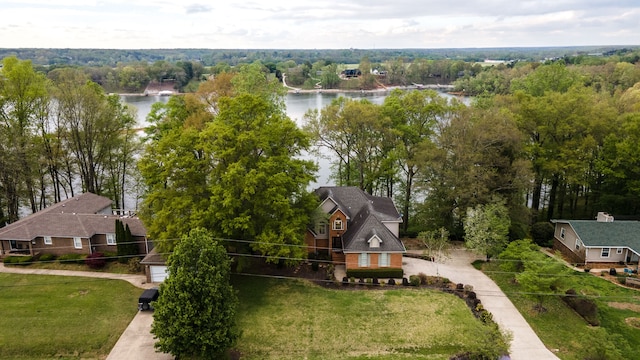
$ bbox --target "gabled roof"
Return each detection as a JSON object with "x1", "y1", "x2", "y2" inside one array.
[
  {"x1": 342, "y1": 206, "x2": 405, "y2": 253},
  {"x1": 552, "y1": 219, "x2": 640, "y2": 253},
  {"x1": 0, "y1": 193, "x2": 145, "y2": 241},
  {"x1": 315, "y1": 186, "x2": 402, "y2": 223},
  {"x1": 315, "y1": 186, "x2": 404, "y2": 253}
]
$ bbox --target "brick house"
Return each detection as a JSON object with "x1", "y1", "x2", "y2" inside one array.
[
  {"x1": 305, "y1": 186, "x2": 405, "y2": 271},
  {"x1": 0, "y1": 192, "x2": 149, "y2": 257}
]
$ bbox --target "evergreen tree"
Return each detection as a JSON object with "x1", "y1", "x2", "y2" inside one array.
[{"x1": 152, "y1": 228, "x2": 239, "y2": 359}]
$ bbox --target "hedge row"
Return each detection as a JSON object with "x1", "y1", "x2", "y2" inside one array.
[
  {"x1": 3, "y1": 256, "x2": 33, "y2": 265},
  {"x1": 346, "y1": 268, "x2": 404, "y2": 279}
]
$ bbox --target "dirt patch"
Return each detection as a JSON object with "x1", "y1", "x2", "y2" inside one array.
[
  {"x1": 625, "y1": 317, "x2": 640, "y2": 329},
  {"x1": 608, "y1": 302, "x2": 640, "y2": 312}
]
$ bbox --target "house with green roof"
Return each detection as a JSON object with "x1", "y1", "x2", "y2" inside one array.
[{"x1": 551, "y1": 212, "x2": 640, "y2": 266}]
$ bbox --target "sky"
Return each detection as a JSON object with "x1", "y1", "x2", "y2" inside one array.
[{"x1": 0, "y1": 0, "x2": 638, "y2": 49}]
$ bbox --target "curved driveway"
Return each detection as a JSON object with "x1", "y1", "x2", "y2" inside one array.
[{"x1": 403, "y1": 249, "x2": 559, "y2": 360}]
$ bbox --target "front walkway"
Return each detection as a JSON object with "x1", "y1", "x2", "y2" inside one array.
[{"x1": 402, "y1": 249, "x2": 559, "y2": 360}]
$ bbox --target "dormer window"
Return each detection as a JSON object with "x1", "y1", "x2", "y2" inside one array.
[
  {"x1": 333, "y1": 218, "x2": 343, "y2": 231},
  {"x1": 368, "y1": 235, "x2": 381, "y2": 248}
]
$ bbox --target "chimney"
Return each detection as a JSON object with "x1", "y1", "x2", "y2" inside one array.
[{"x1": 596, "y1": 212, "x2": 614, "y2": 222}]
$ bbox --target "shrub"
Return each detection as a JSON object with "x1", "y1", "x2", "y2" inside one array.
[
  {"x1": 3, "y1": 256, "x2": 33, "y2": 265},
  {"x1": 402, "y1": 277, "x2": 410, "y2": 286},
  {"x1": 409, "y1": 275, "x2": 421, "y2": 286},
  {"x1": 85, "y1": 252, "x2": 107, "y2": 269},
  {"x1": 58, "y1": 253, "x2": 85, "y2": 264},
  {"x1": 531, "y1": 221, "x2": 555, "y2": 247},
  {"x1": 387, "y1": 278, "x2": 396, "y2": 286},
  {"x1": 464, "y1": 284, "x2": 474, "y2": 293},
  {"x1": 311, "y1": 261, "x2": 319, "y2": 271},
  {"x1": 342, "y1": 277, "x2": 349, "y2": 286},
  {"x1": 127, "y1": 257, "x2": 142, "y2": 273},
  {"x1": 346, "y1": 268, "x2": 403, "y2": 279},
  {"x1": 38, "y1": 253, "x2": 56, "y2": 262},
  {"x1": 372, "y1": 278, "x2": 379, "y2": 285},
  {"x1": 418, "y1": 272, "x2": 428, "y2": 285},
  {"x1": 562, "y1": 289, "x2": 600, "y2": 326},
  {"x1": 617, "y1": 276, "x2": 626, "y2": 285}
]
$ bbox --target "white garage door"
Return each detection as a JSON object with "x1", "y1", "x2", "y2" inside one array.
[{"x1": 150, "y1": 265, "x2": 168, "y2": 283}]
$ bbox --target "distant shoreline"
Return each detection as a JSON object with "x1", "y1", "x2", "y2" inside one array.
[{"x1": 117, "y1": 84, "x2": 457, "y2": 97}]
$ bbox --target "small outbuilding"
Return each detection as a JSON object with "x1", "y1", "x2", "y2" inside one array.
[{"x1": 140, "y1": 247, "x2": 168, "y2": 283}]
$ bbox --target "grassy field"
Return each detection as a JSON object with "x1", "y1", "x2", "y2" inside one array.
[
  {"x1": 0, "y1": 273, "x2": 139, "y2": 359},
  {"x1": 481, "y1": 261, "x2": 640, "y2": 360},
  {"x1": 232, "y1": 275, "x2": 507, "y2": 360}
]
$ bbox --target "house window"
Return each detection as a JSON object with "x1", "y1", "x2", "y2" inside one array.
[
  {"x1": 379, "y1": 253, "x2": 390, "y2": 267},
  {"x1": 73, "y1": 237, "x2": 82, "y2": 249},
  {"x1": 317, "y1": 223, "x2": 326, "y2": 235},
  {"x1": 601, "y1": 248, "x2": 610, "y2": 258},
  {"x1": 44, "y1": 236, "x2": 52, "y2": 245},
  {"x1": 358, "y1": 253, "x2": 370, "y2": 267},
  {"x1": 617, "y1": 248, "x2": 623, "y2": 254},
  {"x1": 575, "y1": 239, "x2": 580, "y2": 251},
  {"x1": 106, "y1": 233, "x2": 116, "y2": 246},
  {"x1": 560, "y1": 228, "x2": 565, "y2": 239},
  {"x1": 369, "y1": 236, "x2": 380, "y2": 248},
  {"x1": 333, "y1": 218, "x2": 343, "y2": 231}
]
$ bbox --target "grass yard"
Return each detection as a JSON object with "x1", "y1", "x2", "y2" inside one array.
[
  {"x1": 0, "y1": 273, "x2": 139, "y2": 359},
  {"x1": 481, "y1": 261, "x2": 640, "y2": 360},
  {"x1": 233, "y1": 275, "x2": 507, "y2": 360}
]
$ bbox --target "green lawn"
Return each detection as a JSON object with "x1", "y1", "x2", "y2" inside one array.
[
  {"x1": 233, "y1": 275, "x2": 507, "y2": 360},
  {"x1": 481, "y1": 261, "x2": 640, "y2": 360},
  {"x1": 0, "y1": 273, "x2": 139, "y2": 359}
]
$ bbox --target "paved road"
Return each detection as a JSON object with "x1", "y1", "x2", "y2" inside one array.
[
  {"x1": 0, "y1": 263, "x2": 171, "y2": 359},
  {"x1": 403, "y1": 249, "x2": 560, "y2": 360}
]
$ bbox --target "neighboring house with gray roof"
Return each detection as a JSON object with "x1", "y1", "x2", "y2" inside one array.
[
  {"x1": 551, "y1": 212, "x2": 640, "y2": 266},
  {"x1": 305, "y1": 186, "x2": 405, "y2": 271},
  {"x1": 0, "y1": 192, "x2": 149, "y2": 257}
]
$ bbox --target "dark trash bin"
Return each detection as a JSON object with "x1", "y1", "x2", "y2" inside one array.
[{"x1": 138, "y1": 288, "x2": 159, "y2": 311}]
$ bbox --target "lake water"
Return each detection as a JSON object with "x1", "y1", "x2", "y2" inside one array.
[{"x1": 122, "y1": 90, "x2": 466, "y2": 187}]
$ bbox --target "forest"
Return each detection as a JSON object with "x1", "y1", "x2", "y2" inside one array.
[{"x1": 1, "y1": 48, "x2": 640, "y2": 256}]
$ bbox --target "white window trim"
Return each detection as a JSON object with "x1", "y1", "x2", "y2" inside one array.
[
  {"x1": 575, "y1": 239, "x2": 580, "y2": 251},
  {"x1": 379, "y1": 252, "x2": 390, "y2": 267},
  {"x1": 368, "y1": 235, "x2": 381, "y2": 248},
  {"x1": 106, "y1": 233, "x2": 116, "y2": 246},
  {"x1": 73, "y1": 237, "x2": 82, "y2": 249},
  {"x1": 601, "y1": 247, "x2": 610, "y2": 258},
  {"x1": 333, "y1": 218, "x2": 343, "y2": 231},
  {"x1": 44, "y1": 236, "x2": 52, "y2": 245},
  {"x1": 317, "y1": 223, "x2": 326, "y2": 235},
  {"x1": 560, "y1": 228, "x2": 565, "y2": 239},
  {"x1": 358, "y1": 252, "x2": 369, "y2": 267},
  {"x1": 616, "y1": 248, "x2": 623, "y2": 254}
]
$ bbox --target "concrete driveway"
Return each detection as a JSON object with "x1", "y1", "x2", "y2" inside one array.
[
  {"x1": 403, "y1": 249, "x2": 559, "y2": 360},
  {"x1": 107, "y1": 310, "x2": 173, "y2": 360}
]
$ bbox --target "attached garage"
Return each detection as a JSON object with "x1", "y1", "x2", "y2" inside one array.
[
  {"x1": 140, "y1": 248, "x2": 168, "y2": 283},
  {"x1": 149, "y1": 265, "x2": 168, "y2": 283}
]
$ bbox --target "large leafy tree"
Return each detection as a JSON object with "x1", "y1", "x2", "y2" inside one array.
[
  {"x1": 139, "y1": 64, "x2": 318, "y2": 263},
  {"x1": 463, "y1": 199, "x2": 510, "y2": 260},
  {"x1": 304, "y1": 97, "x2": 394, "y2": 195},
  {"x1": 0, "y1": 56, "x2": 50, "y2": 220},
  {"x1": 152, "y1": 228, "x2": 239, "y2": 359},
  {"x1": 52, "y1": 68, "x2": 138, "y2": 205},
  {"x1": 382, "y1": 89, "x2": 456, "y2": 231},
  {"x1": 201, "y1": 93, "x2": 317, "y2": 264}
]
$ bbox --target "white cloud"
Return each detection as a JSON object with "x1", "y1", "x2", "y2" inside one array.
[{"x1": 0, "y1": 0, "x2": 638, "y2": 49}]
